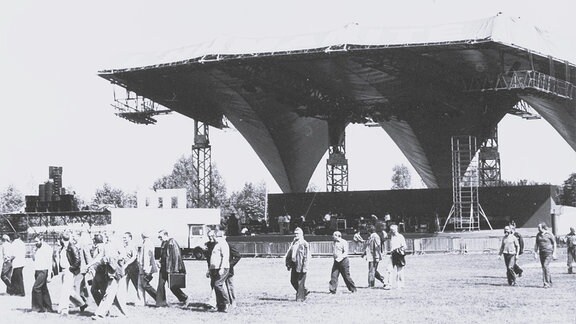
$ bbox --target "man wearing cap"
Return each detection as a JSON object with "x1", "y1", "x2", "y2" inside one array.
[
  {"x1": 138, "y1": 232, "x2": 157, "y2": 305},
  {"x1": 329, "y1": 231, "x2": 356, "y2": 294},
  {"x1": 285, "y1": 227, "x2": 311, "y2": 301},
  {"x1": 564, "y1": 227, "x2": 576, "y2": 274}
]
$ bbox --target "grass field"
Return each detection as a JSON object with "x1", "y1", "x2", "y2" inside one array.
[{"x1": 1, "y1": 253, "x2": 574, "y2": 324}]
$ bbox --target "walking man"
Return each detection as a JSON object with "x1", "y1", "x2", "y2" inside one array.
[
  {"x1": 511, "y1": 225, "x2": 524, "y2": 277},
  {"x1": 138, "y1": 232, "x2": 157, "y2": 305},
  {"x1": 209, "y1": 230, "x2": 230, "y2": 312},
  {"x1": 122, "y1": 232, "x2": 140, "y2": 303},
  {"x1": 1, "y1": 234, "x2": 13, "y2": 294},
  {"x1": 389, "y1": 224, "x2": 407, "y2": 288},
  {"x1": 564, "y1": 227, "x2": 576, "y2": 274},
  {"x1": 226, "y1": 235, "x2": 242, "y2": 308},
  {"x1": 86, "y1": 233, "x2": 106, "y2": 305},
  {"x1": 57, "y1": 232, "x2": 88, "y2": 315},
  {"x1": 90, "y1": 234, "x2": 129, "y2": 320},
  {"x1": 366, "y1": 225, "x2": 385, "y2": 287},
  {"x1": 31, "y1": 235, "x2": 54, "y2": 313},
  {"x1": 156, "y1": 230, "x2": 187, "y2": 307},
  {"x1": 534, "y1": 223, "x2": 557, "y2": 288},
  {"x1": 285, "y1": 227, "x2": 311, "y2": 302},
  {"x1": 329, "y1": 231, "x2": 356, "y2": 294},
  {"x1": 10, "y1": 233, "x2": 26, "y2": 296}
]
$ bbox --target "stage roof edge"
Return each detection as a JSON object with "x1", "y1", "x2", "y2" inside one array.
[{"x1": 99, "y1": 15, "x2": 574, "y2": 75}]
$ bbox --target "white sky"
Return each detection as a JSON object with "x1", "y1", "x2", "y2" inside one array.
[{"x1": 1, "y1": 0, "x2": 575, "y2": 202}]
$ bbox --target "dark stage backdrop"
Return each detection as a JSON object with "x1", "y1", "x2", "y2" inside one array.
[{"x1": 267, "y1": 185, "x2": 558, "y2": 232}]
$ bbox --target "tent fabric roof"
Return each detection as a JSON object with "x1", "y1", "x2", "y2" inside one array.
[
  {"x1": 104, "y1": 15, "x2": 568, "y2": 72},
  {"x1": 99, "y1": 15, "x2": 576, "y2": 193}
]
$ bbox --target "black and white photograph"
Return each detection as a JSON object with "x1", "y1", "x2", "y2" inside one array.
[{"x1": 1, "y1": 0, "x2": 575, "y2": 323}]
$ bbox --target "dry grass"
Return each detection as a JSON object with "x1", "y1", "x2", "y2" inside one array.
[{"x1": 1, "y1": 253, "x2": 574, "y2": 324}]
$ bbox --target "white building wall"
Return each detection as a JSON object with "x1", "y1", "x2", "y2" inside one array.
[{"x1": 137, "y1": 188, "x2": 187, "y2": 209}]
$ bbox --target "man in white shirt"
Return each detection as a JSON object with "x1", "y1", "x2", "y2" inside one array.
[
  {"x1": 209, "y1": 230, "x2": 230, "y2": 312},
  {"x1": 329, "y1": 231, "x2": 357, "y2": 294},
  {"x1": 1, "y1": 234, "x2": 13, "y2": 294},
  {"x1": 389, "y1": 224, "x2": 407, "y2": 288},
  {"x1": 10, "y1": 233, "x2": 26, "y2": 296},
  {"x1": 31, "y1": 235, "x2": 54, "y2": 312}
]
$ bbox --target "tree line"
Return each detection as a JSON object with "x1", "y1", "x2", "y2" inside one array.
[{"x1": 3, "y1": 160, "x2": 576, "y2": 220}]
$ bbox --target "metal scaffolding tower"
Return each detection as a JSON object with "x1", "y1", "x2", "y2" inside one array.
[
  {"x1": 479, "y1": 127, "x2": 501, "y2": 187},
  {"x1": 442, "y1": 136, "x2": 492, "y2": 232},
  {"x1": 192, "y1": 120, "x2": 213, "y2": 208},
  {"x1": 326, "y1": 120, "x2": 348, "y2": 192}
]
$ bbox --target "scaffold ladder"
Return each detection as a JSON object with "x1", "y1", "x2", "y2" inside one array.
[{"x1": 442, "y1": 136, "x2": 492, "y2": 232}]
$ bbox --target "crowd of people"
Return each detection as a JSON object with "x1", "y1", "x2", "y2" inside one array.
[
  {"x1": 1, "y1": 220, "x2": 574, "y2": 318},
  {"x1": 0, "y1": 228, "x2": 241, "y2": 320},
  {"x1": 497, "y1": 221, "x2": 576, "y2": 288},
  {"x1": 284, "y1": 222, "x2": 407, "y2": 302}
]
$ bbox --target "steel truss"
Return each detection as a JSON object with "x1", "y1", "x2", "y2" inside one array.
[
  {"x1": 465, "y1": 70, "x2": 576, "y2": 100},
  {"x1": 192, "y1": 120, "x2": 213, "y2": 208},
  {"x1": 326, "y1": 131, "x2": 348, "y2": 192},
  {"x1": 111, "y1": 85, "x2": 171, "y2": 125},
  {"x1": 442, "y1": 136, "x2": 492, "y2": 232},
  {"x1": 479, "y1": 127, "x2": 501, "y2": 187}
]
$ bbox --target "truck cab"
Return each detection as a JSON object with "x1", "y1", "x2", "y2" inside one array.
[{"x1": 185, "y1": 223, "x2": 219, "y2": 259}]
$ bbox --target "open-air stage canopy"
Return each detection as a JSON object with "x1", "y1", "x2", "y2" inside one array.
[{"x1": 99, "y1": 15, "x2": 576, "y2": 193}]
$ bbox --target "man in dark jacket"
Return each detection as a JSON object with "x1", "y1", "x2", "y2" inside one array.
[
  {"x1": 564, "y1": 227, "x2": 576, "y2": 273},
  {"x1": 156, "y1": 230, "x2": 187, "y2": 307},
  {"x1": 285, "y1": 227, "x2": 311, "y2": 302},
  {"x1": 57, "y1": 231, "x2": 87, "y2": 315},
  {"x1": 511, "y1": 225, "x2": 524, "y2": 277},
  {"x1": 225, "y1": 233, "x2": 242, "y2": 308}
]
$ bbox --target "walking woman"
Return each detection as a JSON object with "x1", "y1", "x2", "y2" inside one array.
[{"x1": 498, "y1": 226, "x2": 519, "y2": 286}]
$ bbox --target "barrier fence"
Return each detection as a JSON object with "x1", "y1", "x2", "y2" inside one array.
[
  {"x1": 228, "y1": 236, "x2": 545, "y2": 257},
  {"x1": 22, "y1": 236, "x2": 565, "y2": 259}
]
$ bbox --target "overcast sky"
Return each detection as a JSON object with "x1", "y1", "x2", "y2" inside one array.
[{"x1": 1, "y1": 0, "x2": 575, "y2": 202}]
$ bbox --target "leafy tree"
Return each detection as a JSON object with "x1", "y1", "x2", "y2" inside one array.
[
  {"x1": 92, "y1": 183, "x2": 135, "y2": 208},
  {"x1": 391, "y1": 164, "x2": 411, "y2": 189},
  {"x1": 152, "y1": 154, "x2": 227, "y2": 208},
  {"x1": 560, "y1": 173, "x2": 576, "y2": 206},
  {"x1": 0, "y1": 185, "x2": 24, "y2": 213},
  {"x1": 500, "y1": 179, "x2": 549, "y2": 186},
  {"x1": 211, "y1": 166, "x2": 228, "y2": 208},
  {"x1": 229, "y1": 181, "x2": 266, "y2": 224}
]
